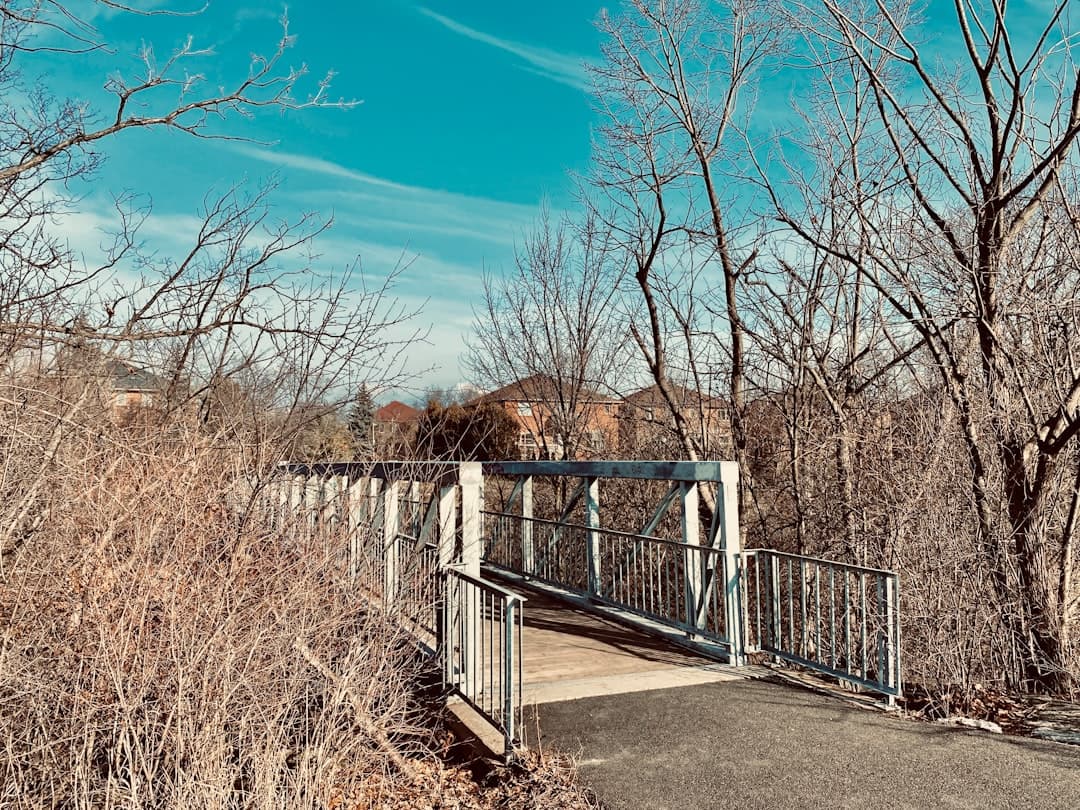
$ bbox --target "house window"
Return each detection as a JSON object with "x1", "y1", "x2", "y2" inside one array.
[
  {"x1": 519, "y1": 432, "x2": 536, "y2": 446},
  {"x1": 517, "y1": 402, "x2": 532, "y2": 416},
  {"x1": 115, "y1": 392, "x2": 127, "y2": 407}
]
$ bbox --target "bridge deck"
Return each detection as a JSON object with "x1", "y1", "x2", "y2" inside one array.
[{"x1": 493, "y1": 574, "x2": 745, "y2": 706}]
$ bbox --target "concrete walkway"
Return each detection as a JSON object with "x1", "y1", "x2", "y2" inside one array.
[{"x1": 529, "y1": 678, "x2": 1080, "y2": 810}]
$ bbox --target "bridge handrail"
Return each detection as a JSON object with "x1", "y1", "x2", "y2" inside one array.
[
  {"x1": 741, "y1": 548, "x2": 901, "y2": 701},
  {"x1": 481, "y1": 459, "x2": 738, "y2": 482},
  {"x1": 741, "y1": 548, "x2": 897, "y2": 578},
  {"x1": 444, "y1": 562, "x2": 529, "y2": 603},
  {"x1": 482, "y1": 509, "x2": 725, "y2": 554}
]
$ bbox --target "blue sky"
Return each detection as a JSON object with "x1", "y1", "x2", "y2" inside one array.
[
  {"x1": 29, "y1": 1, "x2": 606, "y2": 397},
  {"x1": 25, "y1": 1, "x2": 1069, "y2": 400}
]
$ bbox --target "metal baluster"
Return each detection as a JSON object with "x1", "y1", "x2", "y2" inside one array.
[
  {"x1": 829, "y1": 566, "x2": 836, "y2": 669},
  {"x1": 844, "y1": 571, "x2": 851, "y2": 676},
  {"x1": 800, "y1": 558, "x2": 808, "y2": 658},
  {"x1": 860, "y1": 572, "x2": 868, "y2": 681},
  {"x1": 814, "y1": 563, "x2": 821, "y2": 665},
  {"x1": 753, "y1": 555, "x2": 762, "y2": 649},
  {"x1": 790, "y1": 557, "x2": 799, "y2": 652}
]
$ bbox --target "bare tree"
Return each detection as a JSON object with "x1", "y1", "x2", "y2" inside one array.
[
  {"x1": 743, "y1": 30, "x2": 923, "y2": 562},
  {"x1": 586, "y1": 0, "x2": 784, "y2": 523},
  {"x1": 0, "y1": 2, "x2": 418, "y2": 556},
  {"x1": 466, "y1": 209, "x2": 629, "y2": 459},
  {"x1": 778, "y1": 0, "x2": 1080, "y2": 691}
]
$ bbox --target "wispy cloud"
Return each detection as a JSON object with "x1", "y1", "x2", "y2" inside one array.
[
  {"x1": 225, "y1": 144, "x2": 546, "y2": 385},
  {"x1": 416, "y1": 6, "x2": 591, "y2": 92},
  {"x1": 232, "y1": 145, "x2": 414, "y2": 192},
  {"x1": 312, "y1": 235, "x2": 483, "y2": 391},
  {"x1": 231, "y1": 144, "x2": 540, "y2": 249}
]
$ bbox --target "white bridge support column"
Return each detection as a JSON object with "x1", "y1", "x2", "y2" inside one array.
[
  {"x1": 584, "y1": 477, "x2": 600, "y2": 598},
  {"x1": 879, "y1": 575, "x2": 899, "y2": 707},
  {"x1": 288, "y1": 474, "x2": 303, "y2": 541},
  {"x1": 459, "y1": 462, "x2": 482, "y2": 578},
  {"x1": 272, "y1": 475, "x2": 285, "y2": 533},
  {"x1": 320, "y1": 475, "x2": 342, "y2": 565},
  {"x1": 719, "y1": 461, "x2": 745, "y2": 666},
  {"x1": 437, "y1": 480, "x2": 457, "y2": 569},
  {"x1": 346, "y1": 475, "x2": 365, "y2": 581},
  {"x1": 521, "y1": 475, "x2": 534, "y2": 576},
  {"x1": 461, "y1": 462, "x2": 482, "y2": 698},
  {"x1": 409, "y1": 479, "x2": 421, "y2": 526},
  {"x1": 442, "y1": 462, "x2": 483, "y2": 696},
  {"x1": 382, "y1": 480, "x2": 401, "y2": 612},
  {"x1": 437, "y1": 476, "x2": 457, "y2": 688},
  {"x1": 682, "y1": 481, "x2": 702, "y2": 635},
  {"x1": 304, "y1": 475, "x2": 321, "y2": 538}
]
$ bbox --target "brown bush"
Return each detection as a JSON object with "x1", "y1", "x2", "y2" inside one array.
[
  {"x1": 0, "y1": 374, "x2": 602, "y2": 808},
  {"x1": 0, "y1": 417, "x2": 426, "y2": 806}
]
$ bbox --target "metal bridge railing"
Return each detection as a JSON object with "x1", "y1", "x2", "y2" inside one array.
[
  {"x1": 266, "y1": 460, "x2": 903, "y2": 728},
  {"x1": 442, "y1": 567, "x2": 525, "y2": 753},
  {"x1": 484, "y1": 510, "x2": 738, "y2": 652},
  {"x1": 484, "y1": 510, "x2": 587, "y2": 592},
  {"x1": 742, "y1": 549, "x2": 901, "y2": 701},
  {"x1": 269, "y1": 462, "x2": 527, "y2": 756}
]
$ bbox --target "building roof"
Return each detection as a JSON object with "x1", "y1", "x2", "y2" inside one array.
[
  {"x1": 470, "y1": 373, "x2": 616, "y2": 406},
  {"x1": 105, "y1": 360, "x2": 165, "y2": 393},
  {"x1": 375, "y1": 400, "x2": 420, "y2": 424}
]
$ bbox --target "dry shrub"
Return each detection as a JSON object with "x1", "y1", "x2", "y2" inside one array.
[
  {"x1": 0, "y1": 380, "x2": 600, "y2": 808},
  {"x1": 0, "y1": 417, "x2": 434, "y2": 807}
]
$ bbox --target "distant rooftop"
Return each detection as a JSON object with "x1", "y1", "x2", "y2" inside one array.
[
  {"x1": 623, "y1": 382, "x2": 725, "y2": 410},
  {"x1": 471, "y1": 373, "x2": 616, "y2": 406},
  {"x1": 105, "y1": 360, "x2": 165, "y2": 393},
  {"x1": 375, "y1": 400, "x2": 420, "y2": 424}
]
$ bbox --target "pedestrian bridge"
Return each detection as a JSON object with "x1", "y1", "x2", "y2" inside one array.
[{"x1": 267, "y1": 459, "x2": 901, "y2": 758}]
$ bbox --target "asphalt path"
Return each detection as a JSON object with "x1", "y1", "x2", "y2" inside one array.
[{"x1": 529, "y1": 678, "x2": 1080, "y2": 810}]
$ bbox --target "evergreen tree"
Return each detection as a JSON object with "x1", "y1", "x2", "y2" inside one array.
[{"x1": 347, "y1": 383, "x2": 376, "y2": 457}]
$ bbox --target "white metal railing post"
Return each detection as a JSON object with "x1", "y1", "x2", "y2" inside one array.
[
  {"x1": 276, "y1": 474, "x2": 288, "y2": 532},
  {"x1": 368, "y1": 476, "x2": 380, "y2": 532},
  {"x1": 304, "y1": 474, "x2": 319, "y2": 537},
  {"x1": 409, "y1": 480, "x2": 421, "y2": 538},
  {"x1": 880, "y1": 574, "x2": 900, "y2": 706},
  {"x1": 347, "y1": 475, "x2": 365, "y2": 580},
  {"x1": 459, "y1": 462, "x2": 482, "y2": 578},
  {"x1": 382, "y1": 480, "x2": 401, "y2": 611},
  {"x1": 288, "y1": 474, "x2": 302, "y2": 540},
  {"x1": 320, "y1": 475, "x2": 340, "y2": 564},
  {"x1": 719, "y1": 462, "x2": 746, "y2": 666},
  {"x1": 681, "y1": 481, "x2": 702, "y2": 634},
  {"x1": 584, "y1": 477, "x2": 600, "y2": 597},
  {"x1": 436, "y1": 469, "x2": 462, "y2": 689},
  {"x1": 893, "y1": 575, "x2": 902, "y2": 699},
  {"x1": 769, "y1": 553, "x2": 782, "y2": 664},
  {"x1": 442, "y1": 570, "x2": 458, "y2": 689},
  {"x1": 458, "y1": 462, "x2": 482, "y2": 699},
  {"x1": 503, "y1": 595, "x2": 518, "y2": 753},
  {"x1": 437, "y1": 482, "x2": 458, "y2": 569},
  {"x1": 521, "y1": 475, "x2": 534, "y2": 575}
]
